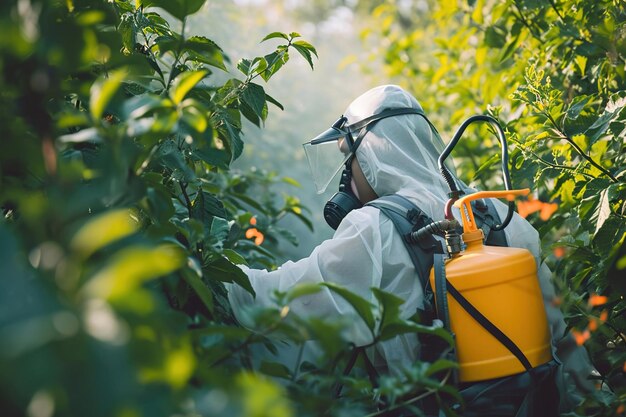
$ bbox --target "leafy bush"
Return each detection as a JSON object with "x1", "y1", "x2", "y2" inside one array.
[
  {"x1": 1, "y1": 1, "x2": 461, "y2": 416},
  {"x1": 0, "y1": 0, "x2": 327, "y2": 415},
  {"x1": 360, "y1": 0, "x2": 625, "y2": 414}
]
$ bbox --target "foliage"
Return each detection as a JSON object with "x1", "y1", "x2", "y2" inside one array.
[
  {"x1": 0, "y1": 1, "x2": 461, "y2": 416},
  {"x1": 360, "y1": 0, "x2": 625, "y2": 415}
]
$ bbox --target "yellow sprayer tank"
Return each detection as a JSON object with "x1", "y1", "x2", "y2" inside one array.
[{"x1": 429, "y1": 189, "x2": 552, "y2": 383}]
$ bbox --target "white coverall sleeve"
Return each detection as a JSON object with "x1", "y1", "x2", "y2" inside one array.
[{"x1": 227, "y1": 208, "x2": 384, "y2": 347}]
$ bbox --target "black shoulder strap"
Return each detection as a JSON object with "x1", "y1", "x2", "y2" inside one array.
[
  {"x1": 433, "y1": 255, "x2": 533, "y2": 377},
  {"x1": 366, "y1": 195, "x2": 442, "y2": 290}
]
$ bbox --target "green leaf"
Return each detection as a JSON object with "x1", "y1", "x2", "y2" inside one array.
[
  {"x1": 499, "y1": 34, "x2": 520, "y2": 63},
  {"x1": 181, "y1": 258, "x2": 214, "y2": 313},
  {"x1": 589, "y1": 187, "x2": 612, "y2": 234},
  {"x1": 241, "y1": 83, "x2": 267, "y2": 121},
  {"x1": 259, "y1": 361, "x2": 292, "y2": 379},
  {"x1": 372, "y1": 288, "x2": 404, "y2": 336},
  {"x1": 157, "y1": 140, "x2": 196, "y2": 182},
  {"x1": 58, "y1": 127, "x2": 102, "y2": 144},
  {"x1": 181, "y1": 106, "x2": 207, "y2": 132},
  {"x1": 193, "y1": 148, "x2": 230, "y2": 169},
  {"x1": 118, "y1": 13, "x2": 137, "y2": 54},
  {"x1": 143, "y1": 0, "x2": 206, "y2": 21},
  {"x1": 291, "y1": 210, "x2": 314, "y2": 232},
  {"x1": 566, "y1": 95, "x2": 593, "y2": 120},
  {"x1": 291, "y1": 44, "x2": 314, "y2": 70},
  {"x1": 223, "y1": 249, "x2": 247, "y2": 265},
  {"x1": 219, "y1": 116, "x2": 244, "y2": 161},
  {"x1": 282, "y1": 177, "x2": 301, "y2": 187},
  {"x1": 184, "y1": 36, "x2": 227, "y2": 71},
  {"x1": 192, "y1": 190, "x2": 228, "y2": 219},
  {"x1": 205, "y1": 257, "x2": 255, "y2": 296},
  {"x1": 265, "y1": 92, "x2": 284, "y2": 111},
  {"x1": 379, "y1": 321, "x2": 455, "y2": 346},
  {"x1": 322, "y1": 283, "x2": 375, "y2": 332},
  {"x1": 484, "y1": 25, "x2": 506, "y2": 48},
  {"x1": 209, "y1": 216, "x2": 231, "y2": 243},
  {"x1": 292, "y1": 40, "x2": 318, "y2": 70},
  {"x1": 260, "y1": 51, "x2": 289, "y2": 82},
  {"x1": 71, "y1": 209, "x2": 139, "y2": 258},
  {"x1": 285, "y1": 283, "x2": 323, "y2": 303},
  {"x1": 90, "y1": 68, "x2": 127, "y2": 121},
  {"x1": 170, "y1": 70, "x2": 208, "y2": 105},
  {"x1": 425, "y1": 359, "x2": 459, "y2": 377},
  {"x1": 85, "y1": 244, "x2": 186, "y2": 299},
  {"x1": 261, "y1": 32, "x2": 289, "y2": 42},
  {"x1": 593, "y1": 215, "x2": 626, "y2": 255}
]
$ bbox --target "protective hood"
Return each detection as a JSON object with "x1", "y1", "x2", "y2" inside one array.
[{"x1": 343, "y1": 84, "x2": 462, "y2": 221}]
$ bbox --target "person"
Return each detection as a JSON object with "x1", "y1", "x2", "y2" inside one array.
[{"x1": 227, "y1": 85, "x2": 595, "y2": 413}]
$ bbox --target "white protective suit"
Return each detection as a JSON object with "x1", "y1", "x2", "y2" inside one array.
[{"x1": 228, "y1": 85, "x2": 594, "y2": 406}]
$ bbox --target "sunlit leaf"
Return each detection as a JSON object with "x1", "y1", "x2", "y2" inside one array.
[
  {"x1": 236, "y1": 372, "x2": 293, "y2": 417},
  {"x1": 285, "y1": 283, "x2": 323, "y2": 303},
  {"x1": 90, "y1": 68, "x2": 127, "y2": 121},
  {"x1": 261, "y1": 32, "x2": 289, "y2": 42},
  {"x1": 85, "y1": 244, "x2": 186, "y2": 299},
  {"x1": 185, "y1": 36, "x2": 227, "y2": 71},
  {"x1": 171, "y1": 70, "x2": 208, "y2": 105},
  {"x1": 71, "y1": 209, "x2": 139, "y2": 257}
]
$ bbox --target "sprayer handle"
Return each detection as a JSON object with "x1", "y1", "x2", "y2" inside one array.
[{"x1": 453, "y1": 189, "x2": 530, "y2": 233}]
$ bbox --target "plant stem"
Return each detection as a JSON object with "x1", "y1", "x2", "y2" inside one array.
[
  {"x1": 180, "y1": 182, "x2": 193, "y2": 217},
  {"x1": 547, "y1": 0, "x2": 565, "y2": 22},
  {"x1": 522, "y1": 147, "x2": 596, "y2": 180},
  {"x1": 362, "y1": 370, "x2": 453, "y2": 417},
  {"x1": 511, "y1": 1, "x2": 542, "y2": 40},
  {"x1": 544, "y1": 113, "x2": 619, "y2": 183},
  {"x1": 166, "y1": 17, "x2": 187, "y2": 91}
]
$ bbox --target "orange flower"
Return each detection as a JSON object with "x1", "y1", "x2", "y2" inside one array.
[
  {"x1": 571, "y1": 329, "x2": 590, "y2": 346},
  {"x1": 539, "y1": 202, "x2": 558, "y2": 221},
  {"x1": 516, "y1": 195, "x2": 558, "y2": 220},
  {"x1": 516, "y1": 196, "x2": 543, "y2": 219},
  {"x1": 617, "y1": 404, "x2": 625, "y2": 415},
  {"x1": 600, "y1": 310, "x2": 608, "y2": 322},
  {"x1": 553, "y1": 247, "x2": 566, "y2": 258},
  {"x1": 588, "y1": 318, "x2": 598, "y2": 332},
  {"x1": 588, "y1": 294, "x2": 608, "y2": 307},
  {"x1": 249, "y1": 216, "x2": 257, "y2": 226},
  {"x1": 245, "y1": 228, "x2": 264, "y2": 246}
]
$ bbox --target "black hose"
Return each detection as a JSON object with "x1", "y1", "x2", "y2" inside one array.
[{"x1": 437, "y1": 115, "x2": 514, "y2": 231}]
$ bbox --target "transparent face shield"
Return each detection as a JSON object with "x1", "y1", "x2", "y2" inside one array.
[{"x1": 303, "y1": 117, "x2": 354, "y2": 194}]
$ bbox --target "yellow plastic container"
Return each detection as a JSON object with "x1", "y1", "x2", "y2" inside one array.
[{"x1": 429, "y1": 189, "x2": 552, "y2": 382}]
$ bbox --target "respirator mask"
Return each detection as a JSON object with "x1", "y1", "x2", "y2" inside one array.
[{"x1": 303, "y1": 108, "x2": 424, "y2": 229}]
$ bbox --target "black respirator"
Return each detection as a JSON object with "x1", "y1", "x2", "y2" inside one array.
[
  {"x1": 323, "y1": 154, "x2": 363, "y2": 230},
  {"x1": 317, "y1": 108, "x2": 426, "y2": 230}
]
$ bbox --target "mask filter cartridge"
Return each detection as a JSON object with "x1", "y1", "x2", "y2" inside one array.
[{"x1": 323, "y1": 165, "x2": 363, "y2": 230}]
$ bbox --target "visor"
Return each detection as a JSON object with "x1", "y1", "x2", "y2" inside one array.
[
  {"x1": 303, "y1": 117, "x2": 354, "y2": 194},
  {"x1": 303, "y1": 108, "x2": 426, "y2": 194}
]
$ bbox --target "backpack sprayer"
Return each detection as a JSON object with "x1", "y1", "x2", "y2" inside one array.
[{"x1": 417, "y1": 115, "x2": 552, "y2": 383}]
